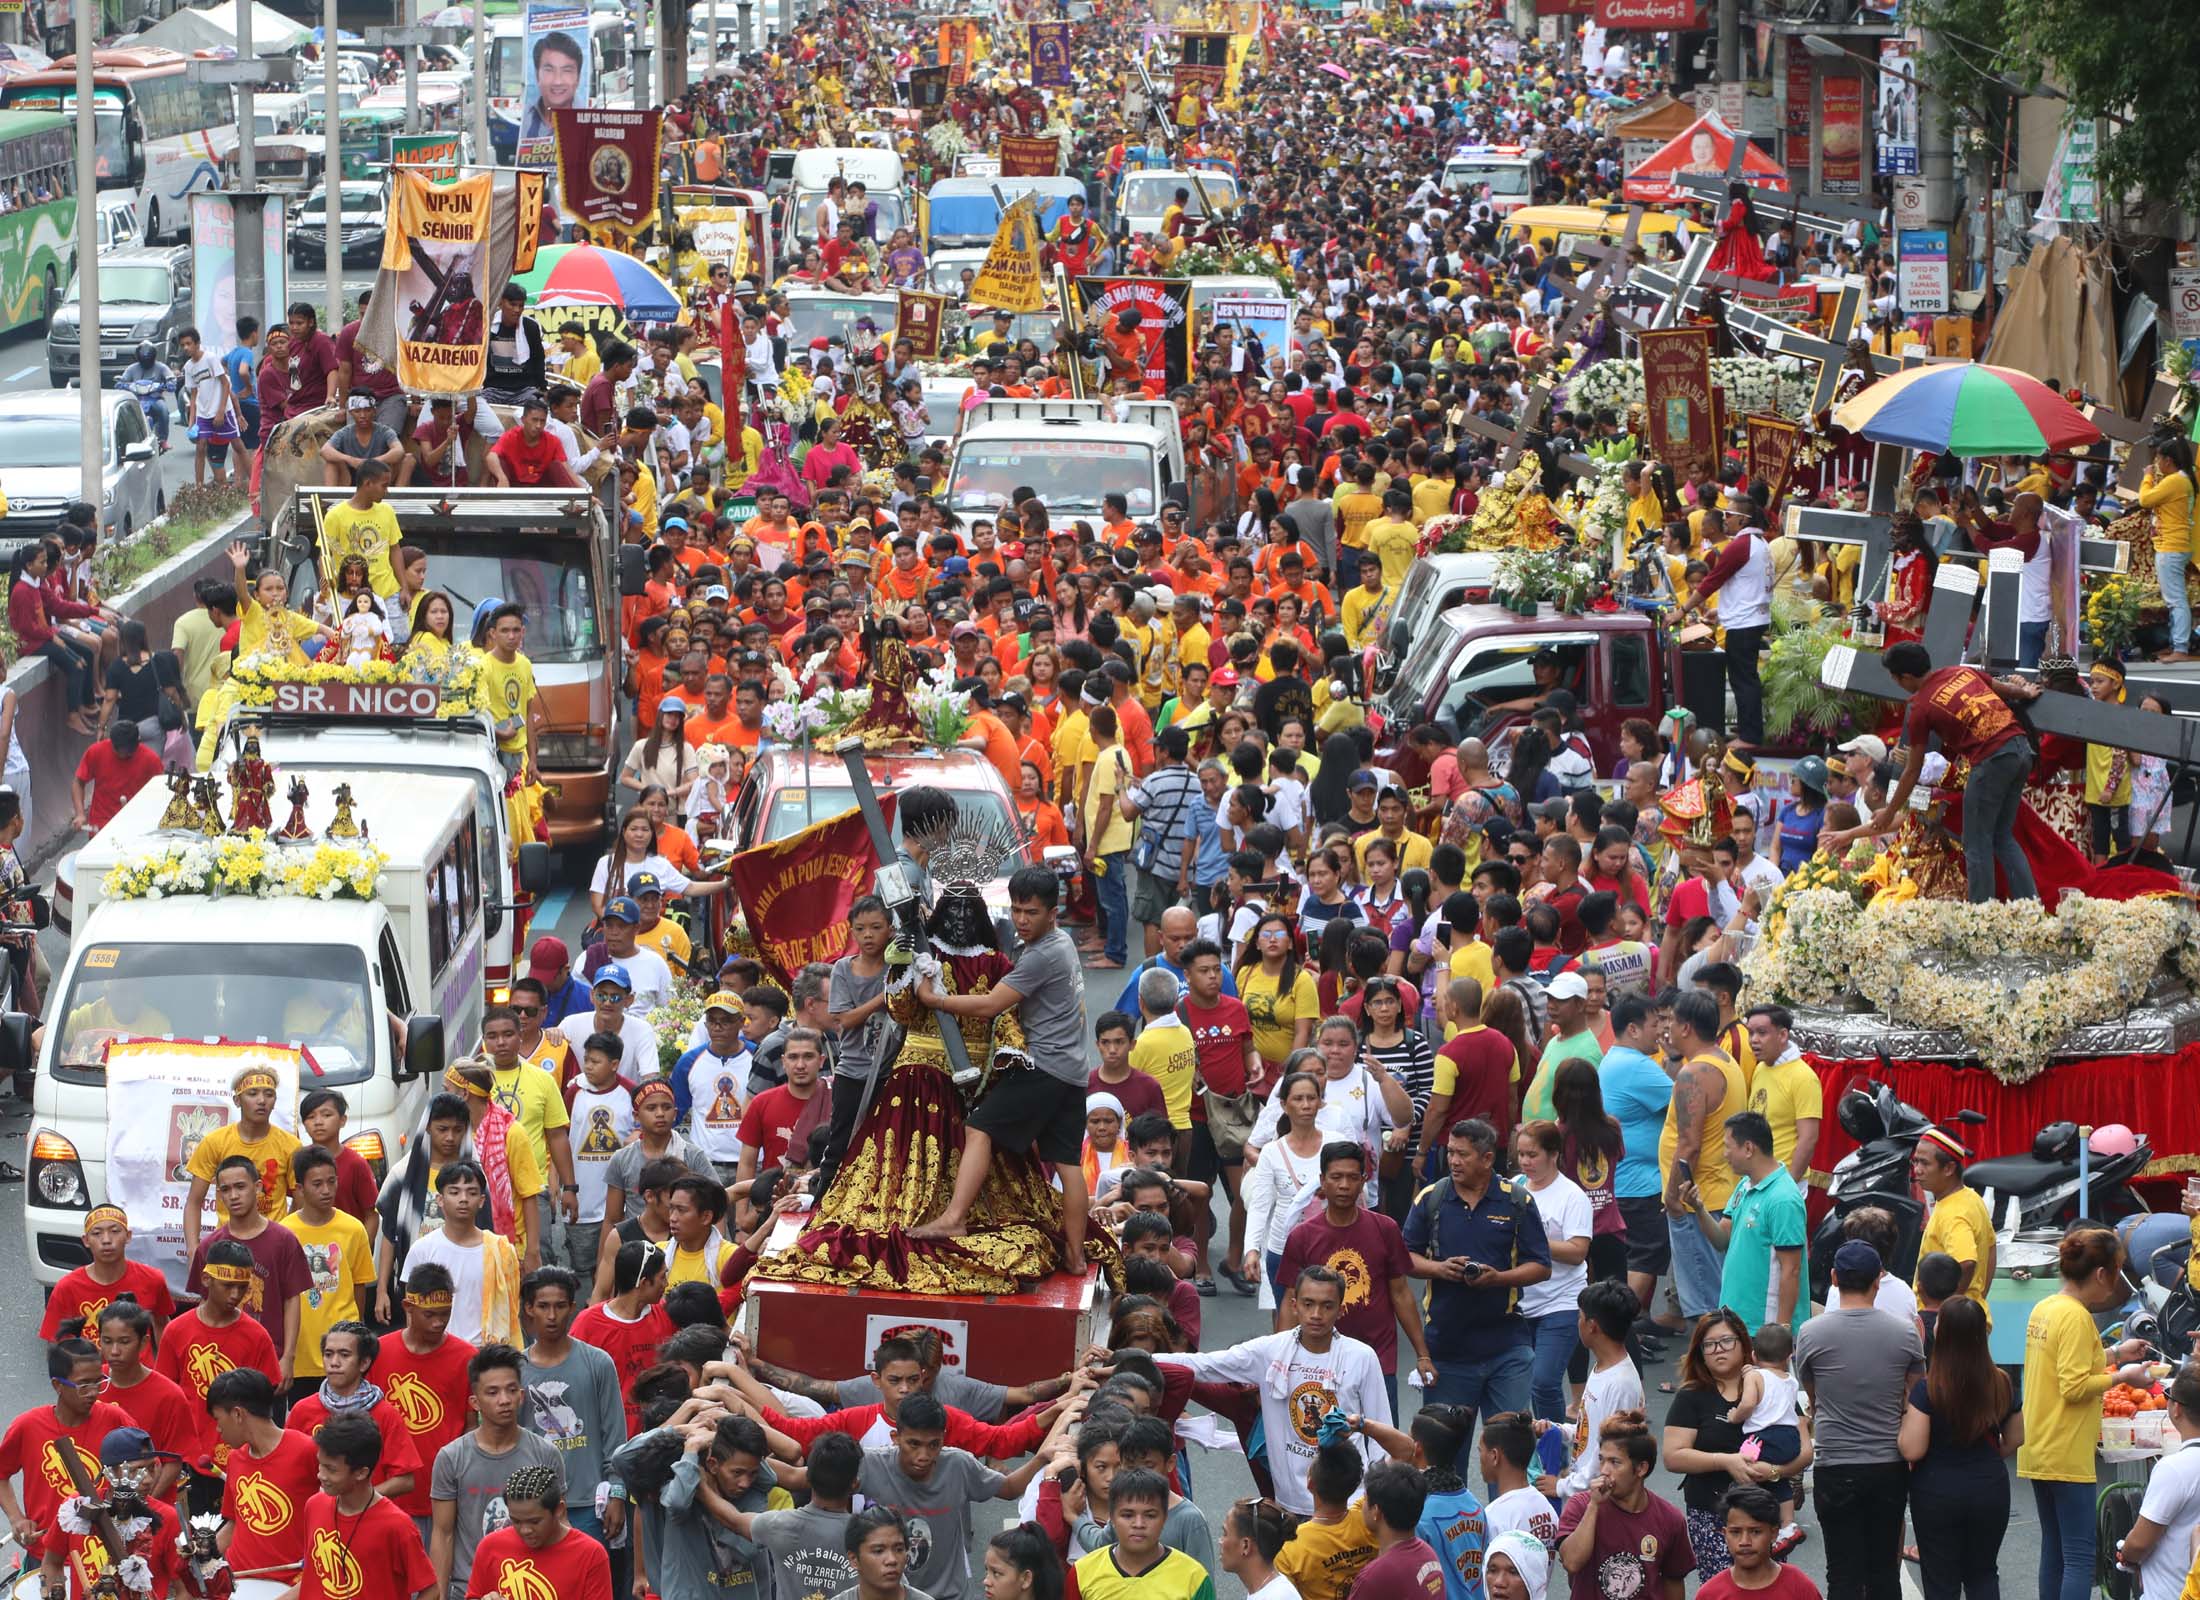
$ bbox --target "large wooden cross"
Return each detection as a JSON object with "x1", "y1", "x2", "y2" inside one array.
[
  {"x1": 2080, "y1": 376, "x2": 2180, "y2": 491},
  {"x1": 1669, "y1": 169, "x2": 1884, "y2": 242},
  {"x1": 1823, "y1": 562, "x2": 2200, "y2": 766},
  {"x1": 1722, "y1": 284, "x2": 1899, "y2": 413}
]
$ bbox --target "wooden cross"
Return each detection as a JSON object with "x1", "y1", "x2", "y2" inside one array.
[
  {"x1": 1824, "y1": 563, "x2": 2200, "y2": 766},
  {"x1": 1671, "y1": 169, "x2": 1884, "y2": 240},
  {"x1": 1452, "y1": 396, "x2": 1599, "y2": 479},
  {"x1": 1622, "y1": 238, "x2": 1792, "y2": 337},
  {"x1": 2080, "y1": 376, "x2": 2180, "y2": 491},
  {"x1": 1722, "y1": 283, "x2": 1899, "y2": 413}
]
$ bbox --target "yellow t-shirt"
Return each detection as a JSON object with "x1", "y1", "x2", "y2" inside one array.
[
  {"x1": 1917, "y1": 1185, "x2": 1995, "y2": 1325},
  {"x1": 1339, "y1": 583, "x2": 1390, "y2": 652},
  {"x1": 1745, "y1": 1054, "x2": 1824, "y2": 1175},
  {"x1": 237, "y1": 593, "x2": 322, "y2": 664},
  {"x1": 186, "y1": 1123, "x2": 301, "y2": 1220},
  {"x1": 631, "y1": 462, "x2": 659, "y2": 542},
  {"x1": 668, "y1": 1237, "x2": 734, "y2": 1289},
  {"x1": 1238, "y1": 965, "x2": 1320, "y2": 1070},
  {"x1": 1128, "y1": 1019, "x2": 1197, "y2": 1130},
  {"x1": 279, "y1": 1209, "x2": 374, "y2": 1376},
  {"x1": 1412, "y1": 477, "x2": 1453, "y2": 527},
  {"x1": 1335, "y1": 490, "x2": 1383, "y2": 549},
  {"x1": 1074, "y1": 1545, "x2": 1213, "y2": 1600},
  {"x1": 1355, "y1": 828, "x2": 1432, "y2": 877},
  {"x1": 1447, "y1": 939, "x2": 1495, "y2": 992},
  {"x1": 1050, "y1": 708, "x2": 1090, "y2": 805},
  {"x1": 478, "y1": 651, "x2": 539, "y2": 755},
  {"x1": 1175, "y1": 623, "x2": 1212, "y2": 676},
  {"x1": 428, "y1": 1131, "x2": 546, "y2": 1251},
  {"x1": 1658, "y1": 1049, "x2": 1748, "y2": 1208},
  {"x1": 2019, "y1": 1290, "x2": 2113, "y2": 1482},
  {"x1": 490, "y1": 1061, "x2": 570, "y2": 1186},
  {"x1": 1273, "y1": 1505, "x2": 1377, "y2": 1600},
  {"x1": 319, "y1": 501, "x2": 402, "y2": 597},
  {"x1": 636, "y1": 916, "x2": 694, "y2": 968},
  {"x1": 560, "y1": 345, "x2": 601, "y2": 388},
  {"x1": 1084, "y1": 744, "x2": 1137, "y2": 858},
  {"x1": 1364, "y1": 516, "x2": 1420, "y2": 590}
]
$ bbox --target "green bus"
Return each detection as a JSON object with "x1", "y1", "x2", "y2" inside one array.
[
  {"x1": 303, "y1": 104, "x2": 407, "y2": 182},
  {"x1": 0, "y1": 110, "x2": 77, "y2": 334}
]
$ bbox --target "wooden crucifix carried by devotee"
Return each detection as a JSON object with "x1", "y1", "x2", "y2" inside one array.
[
  {"x1": 2080, "y1": 376, "x2": 2181, "y2": 492},
  {"x1": 1670, "y1": 168, "x2": 1886, "y2": 243},
  {"x1": 1722, "y1": 283, "x2": 1900, "y2": 413}
]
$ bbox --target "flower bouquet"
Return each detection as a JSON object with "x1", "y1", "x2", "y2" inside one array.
[
  {"x1": 2084, "y1": 573, "x2": 2150, "y2": 658},
  {"x1": 101, "y1": 835, "x2": 390, "y2": 903},
  {"x1": 908, "y1": 665, "x2": 973, "y2": 749}
]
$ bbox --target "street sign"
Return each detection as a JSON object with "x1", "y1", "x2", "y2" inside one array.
[
  {"x1": 2170, "y1": 265, "x2": 2200, "y2": 343},
  {"x1": 1892, "y1": 179, "x2": 1927, "y2": 231},
  {"x1": 1897, "y1": 228, "x2": 1949, "y2": 314}
]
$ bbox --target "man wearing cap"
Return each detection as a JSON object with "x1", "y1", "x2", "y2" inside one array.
[
  {"x1": 554, "y1": 964, "x2": 658, "y2": 1093},
  {"x1": 1835, "y1": 733, "x2": 1887, "y2": 797},
  {"x1": 528, "y1": 937, "x2": 590, "y2": 1028},
  {"x1": 1911, "y1": 1125, "x2": 1993, "y2": 1322},
  {"x1": 624, "y1": 872, "x2": 693, "y2": 971},
  {"x1": 1521, "y1": 971, "x2": 1600, "y2": 1123},
  {"x1": 583, "y1": 899, "x2": 675, "y2": 1013},
  {"x1": 673, "y1": 992, "x2": 752, "y2": 1183}
]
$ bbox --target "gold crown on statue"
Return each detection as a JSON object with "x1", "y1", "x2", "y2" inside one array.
[{"x1": 909, "y1": 813, "x2": 1030, "y2": 892}]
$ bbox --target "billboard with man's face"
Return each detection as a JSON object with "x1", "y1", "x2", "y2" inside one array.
[{"x1": 518, "y1": 3, "x2": 591, "y2": 168}]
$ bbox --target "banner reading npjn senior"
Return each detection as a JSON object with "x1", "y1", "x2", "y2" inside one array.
[
  {"x1": 725, "y1": 806, "x2": 888, "y2": 986},
  {"x1": 553, "y1": 108, "x2": 665, "y2": 235},
  {"x1": 378, "y1": 171, "x2": 497, "y2": 394},
  {"x1": 1639, "y1": 326, "x2": 1717, "y2": 478}
]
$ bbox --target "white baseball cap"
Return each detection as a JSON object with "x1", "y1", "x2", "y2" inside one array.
[{"x1": 1547, "y1": 971, "x2": 1590, "y2": 1002}]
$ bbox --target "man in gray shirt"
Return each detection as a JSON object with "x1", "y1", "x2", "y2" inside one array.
[
  {"x1": 854, "y1": 1395, "x2": 1049, "y2": 1599},
  {"x1": 817, "y1": 894, "x2": 895, "y2": 1196},
  {"x1": 429, "y1": 1344, "x2": 567, "y2": 1600},
  {"x1": 741, "y1": 1434, "x2": 863, "y2": 1600},
  {"x1": 1792, "y1": 1241, "x2": 1925, "y2": 1600},
  {"x1": 911, "y1": 866, "x2": 1093, "y2": 1270},
  {"x1": 519, "y1": 1268, "x2": 628, "y2": 1568}
]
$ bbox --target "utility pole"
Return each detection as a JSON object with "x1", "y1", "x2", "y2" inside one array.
[
  {"x1": 471, "y1": 4, "x2": 490, "y2": 170},
  {"x1": 324, "y1": 0, "x2": 342, "y2": 336},
  {"x1": 367, "y1": 19, "x2": 433, "y2": 133},
  {"x1": 1717, "y1": 0, "x2": 1740, "y2": 85},
  {"x1": 75, "y1": 0, "x2": 96, "y2": 511},
  {"x1": 1915, "y1": 26, "x2": 1957, "y2": 249},
  {"x1": 192, "y1": 27, "x2": 298, "y2": 365},
  {"x1": 738, "y1": 0, "x2": 753, "y2": 54}
]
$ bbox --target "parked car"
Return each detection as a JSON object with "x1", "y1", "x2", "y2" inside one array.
[
  {"x1": 290, "y1": 180, "x2": 390, "y2": 268},
  {"x1": 46, "y1": 247, "x2": 192, "y2": 388},
  {"x1": 0, "y1": 391, "x2": 164, "y2": 557}
]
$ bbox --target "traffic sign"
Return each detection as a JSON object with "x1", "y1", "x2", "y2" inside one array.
[{"x1": 2170, "y1": 266, "x2": 2200, "y2": 342}]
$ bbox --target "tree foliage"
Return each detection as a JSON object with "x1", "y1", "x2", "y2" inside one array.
[{"x1": 1913, "y1": 0, "x2": 2200, "y2": 220}]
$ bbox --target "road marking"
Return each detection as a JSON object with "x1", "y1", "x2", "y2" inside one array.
[
  {"x1": 534, "y1": 885, "x2": 576, "y2": 936},
  {"x1": 6, "y1": 363, "x2": 37, "y2": 382},
  {"x1": 1902, "y1": 1563, "x2": 1922, "y2": 1600}
]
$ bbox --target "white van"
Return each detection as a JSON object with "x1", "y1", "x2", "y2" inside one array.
[
  {"x1": 18, "y1": 770, "x2": 477, "y2": 1290},
  {"x1": 782, "y1": 147, "x2": 908, "y2": 254},
  {"x1": 211, "y1": 699, "x2": 553, "y2": 1000},
  {"x1": 947, "y1": 397, "x2": 1186, "y2": 525}
]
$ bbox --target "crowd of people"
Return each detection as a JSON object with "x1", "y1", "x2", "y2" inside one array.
[{"x1": 12, "y1": 0, "x2": 2199, "y2": 1596}]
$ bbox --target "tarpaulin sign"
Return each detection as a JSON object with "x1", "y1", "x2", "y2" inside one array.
[
  {"x1": 724, "y1": 806, "x2": 885, "y2": 985},
  {"x1": 1744, "y1": 414, "x2": 1802, "y2": 507},
  {"x1": 970, "y1": 194, "x2": 1048, "y2": 312},
  {"x1": 999, "y1": 135, "x2": 1061, "y2": 177},
  {"x1": 518, "y1": 0, "x2": 592, "y2": 168},
  {"x1": 104, "y1": 1039, "x2": 304, "y2": 1290},
  {"x1": 1074, "y1": 275, "x2": 1191, "y2": 390},
  {"x1": 392, "y1": 132, "x2": 463, "y2": 185},
  {"x1": 552, "y1": 107, "x2": 665, "y2": 235},
  {"x1": 379, "y1": 171, "x2": 497, "y2": 393},
  {"x1": 1028, "y1": 21, "x2": 1071, "y2": 86}
]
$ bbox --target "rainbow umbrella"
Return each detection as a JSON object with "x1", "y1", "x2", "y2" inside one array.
[
  {"x1": 1832, "y1": 362, "x2": 2102, "y2": 457},
  {"x1": 512, "y1": 244, "x2": 681, "y2": 323}
]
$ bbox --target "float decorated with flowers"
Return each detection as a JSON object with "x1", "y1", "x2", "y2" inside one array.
[{"x1": 100, "y1": 836, "x2": 390, "y2": 903}]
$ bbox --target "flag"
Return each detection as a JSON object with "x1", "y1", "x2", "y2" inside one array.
[
  {"x1": 724, "y1": 806, "x2": 888, "y2": 986},
  {"x1": 999, "y1": 135, "x2": 1061, "y2": 178},
  {"x1": 552, "y1": 107, "x2": 665, "y2": 236},
  {"x1": 969, "y1": 195, "x2": 1048, "y2": 313},
  {"x1": 895, "y1": 291, "x2": 950, "y2": 359},
  {"x1": 1028, "y1": 21, "x2": 1071, "y2": 86}
]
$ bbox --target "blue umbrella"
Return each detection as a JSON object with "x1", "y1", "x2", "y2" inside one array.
[{"x1": 310, "y1": 25, "x2": 366, "y2": 43}]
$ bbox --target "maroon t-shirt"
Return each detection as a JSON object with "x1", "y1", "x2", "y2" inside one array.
[
  {"x1": 1089, "y1": 1067, "x2": 1167, "y2": 1125},
  {"x1": 1439, "y1": 1024, "x2": 1518, "y2": 1144},
  {"x1": 333, "y1": 320, "x2": 400, "y2": 400},
  {"x1": 1350, "y1": 1537, "x2": 1446, "y2": 1600},
  {"x1": 1904, "y1": 664, "x2": 2024, "y2": 765},
  {"x1": 286, "y1": 329, "x2": 341, "y2": 417},
  {"x1": 1181, "y1": 994, "x2": 1256, "y2": 1097},
  {"x1": 1276, "y1": 1207, "x2": 1412, "y2": 1371}
]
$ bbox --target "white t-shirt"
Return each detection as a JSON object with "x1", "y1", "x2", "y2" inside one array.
[
  {"x1": 1170, "y1": 1331, "x2": 1390, "y2": 1515},
  {"x1": 1829, "y1": 1272, "x2": 1921, "y2": 1328},
  {"x1": 1246, "y1": 1065, "x2": 1398, "y2": 1158},
  {"x1": 1518, "y1": 1174, "x2": 1593, "y2": 1318},
  {"x1": 585, "y1": 946, "x2": 676, "y2": 1014},
  {"x1": 1560, "y1": 1358, "x2": 1648, "y2": 1494},
  {"x1": 589, "y1": 851, "x2": 692, "y2": 899},
  {"x1": 567, "y1": 1080, "x2": 636, "y2": 1225},
  {"x1": 1245, "y1": 1579, "x2": 1299, "y2": 1600},
  {"x1": 556, "y1": 1012, "x2": 661, "y2": 1081},
  {"x1": 184, "y1": 352, "x2": 226, "y2": 419},
  {"x1": 683, "y1": 1045, "x2": 750, "y2": 1163},
  {"x1": 1742, "y1": 1366, "x2": 1801, "y2": 1432},
  {"x1": 401, "y1": 1229, "x2": 486, "y2": 1342},
  {"x1": 1485, "y1": 1485, "x2": 1561, "y2": 1554},
  {"x1": 2137, "y1": 1436, "x2": 2200, "y2": 1600}
]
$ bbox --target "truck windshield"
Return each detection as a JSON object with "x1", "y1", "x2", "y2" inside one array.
[
  {"x1": 420, "y1": 547, "x2": 600, "y2": 664},
  {"x1": 948, "y1": 439, "x2": 1156, "y2": 517},
  {"x1": 1445, "y1": 161, "x2": 1530, "y2": 197},
  {"x1": 54, "y1": 943, "x2": 377, "y2": 1085}
]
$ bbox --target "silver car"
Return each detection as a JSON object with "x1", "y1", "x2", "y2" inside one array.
[{"x1": 0, "y1": 391, "x2": 164, "y2": 558}]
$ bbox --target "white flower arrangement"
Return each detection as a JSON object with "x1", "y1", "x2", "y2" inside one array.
[
  {"x1": 101, "y1": 837, "x2": 390, "y2": 903},
  {"x1": 1562, "y1": 354, "x2": 1814, "y2": 424},
  {"x1": 1746, "y1": 890, "x2": 2197, "y2": 1083},
  {"x1": 908, "y1": 664, "x2": 974, "y2": 749}
]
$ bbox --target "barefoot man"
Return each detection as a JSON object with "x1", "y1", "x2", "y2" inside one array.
[{"x1": 909, "y1": 864, "x2": 1091, "y2": 1273}]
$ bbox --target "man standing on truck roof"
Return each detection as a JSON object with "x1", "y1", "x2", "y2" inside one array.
[{"x1": 321, "y1": 458, "x2": 402, "y2": 599}]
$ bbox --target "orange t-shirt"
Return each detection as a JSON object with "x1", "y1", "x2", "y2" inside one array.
[
  {"x1": 685, "y1": 709, "x2": 744, "y2": 749},
  {"x1": 875, "y1": 563, "x2": 930, "y2": 606},
  {"x1": 655, "y1": 825, "x2": 702, "y2": 878},
  {"x1": 968, "y1": 710, "x2": 1022, "y2": 792}
]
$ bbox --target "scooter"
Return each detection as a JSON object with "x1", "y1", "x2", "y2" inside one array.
[{"x1": 1807, "y1": 1072, "x2": 1982, "y2": 1303}]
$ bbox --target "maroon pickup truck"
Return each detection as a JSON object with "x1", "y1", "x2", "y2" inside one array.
[{"x1": 1370, "y1": 601, "x2": 1725, "y2": 784}]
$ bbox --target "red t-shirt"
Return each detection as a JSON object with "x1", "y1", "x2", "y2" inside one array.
[
  {"x1": 104, "y1": 1369, "x2": 206, "y2": 1467},
  {"x1": 735, "y1": 1083, "x2": 822, "y2": 1174},
  {"x1": 490, "y1": 425, "x2": 569, "y2": 485},
  {"x1": 73, "y1": 741, "x2": 164, "y2": 831},
  {"x1": 1543, "y1": 882, "x2": 1588, "y2": 953},
  {"x1": 1181, "y1": 994, "x2": 1256, "y2": 1098},
  {"x1": 467, "y1": 1525, "x2": 613, "y2": 1600},
  {"x1": 329, "y1": 1146, "x2": 381, "y2": 1229},
  {"x1": 222, "y1": 1427, "x2": 323, "y2": 1576},
  {"x1": 1438, "y1": 1025, "x2": 1519, "y2": 1145},
  {"x1": 1276, "y1": 1208, "x2": 1414, "y2": 1371},
  {"x1": 571, "y1": 1302, "x2": 672, "y2": 1437},
  {"x1": 285, "y1": 1394, "x2": 424, "y2": 1488},
  {"x1": 1087, "y1": 1068, "x2": 1168, "y2": 1125},
  {"x1": 372, "y1": 1332, "x2": 479, "y2": 1518},
  {"x1": 150, "y1": 1307, "x2": 280, "y2": 1471},
  {"x1": 37, "y1": 1259, "x2": 176, "y2": 1339},
  {"x1": 1587, "y1": 870, "x2": 1651, "y2": 918},
  {"x1": 1664, "y1": 874, "x2": 1712, "y2": 932},
  {"x1": 1905, "y1": 664, "x2": 2023, "y2": 765},
  {"x1": 1698, "y1": 1567, "x2": 1824, "y2": 1600},
  {"x1": 1351, "y1": 1537, "x2": 1447, "y2": 1600},
  {"x1": 300, "y1": 1491, "x2": 437, "y2": 1600},
  {"x1": 0, "y1": 1401, "x2": 135, "y2": 1555}
]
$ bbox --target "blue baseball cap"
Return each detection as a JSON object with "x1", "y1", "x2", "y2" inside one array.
[
  {"x1": 601, "y1": 897, "x2": 642, "y2": 924},
  {"x1": 1348, "y1": 769, "x2": 1379, "y2": 791},
  {"x1": 626, "y1": 871, "x2": 664, "y2": 897},
  {"x1": 592, "y1": 961, "x2": 634, "y2": 992}
]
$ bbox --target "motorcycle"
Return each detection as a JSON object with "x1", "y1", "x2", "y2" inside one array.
[{"x1": 1807, "y1": 1073, "x2": 1981, "y2": 1303}]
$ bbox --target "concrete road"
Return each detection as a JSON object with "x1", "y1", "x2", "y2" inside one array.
[{"x1": 0, "y1": 875, "x2": 1983, "y2": 1598}]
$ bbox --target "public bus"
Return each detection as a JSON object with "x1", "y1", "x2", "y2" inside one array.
[
  {"x1": 0, "y1": 110, "x2": 78, "y2": 335},
  {"x1": 484, "y1": 11, "x2": 634, "y2": 163},
  {"x1": 0, "y1": 49, "x2": 238, "y2": 244}
]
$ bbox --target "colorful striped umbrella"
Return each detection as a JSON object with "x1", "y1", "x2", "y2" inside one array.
[
  {"x1": 512, "y1": 244, "x2": 681, "y2": 323},
  {"x1": 1831, "y1": 362, "x2": 2102, "y2": 457}
]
